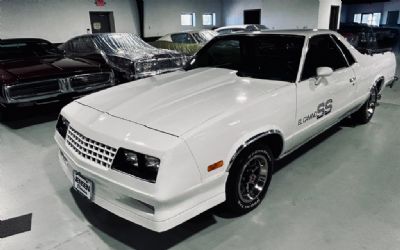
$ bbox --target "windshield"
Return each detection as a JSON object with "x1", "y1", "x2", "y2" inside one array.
[
  {"x1": 255, "y1": 24, "x2": 268, "y2": 30},
  {"x1": 186, "y1": 35, "x2": 305, "y2": 82},
  {"x1": 191, "y1": 30, "x2": 218, "y2": 43},
  {"x1": 93, "y1": 33, "x2": 155, "y2": 54},
  {"x1": 0, "y1": 40, "x2": 62, "y2": 61}
]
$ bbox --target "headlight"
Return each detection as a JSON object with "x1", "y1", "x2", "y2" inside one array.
[
  {"x1": 112, "y1": 148, "x2": 160, "y2": 183},
  {"x1": 109, "y1": 70, "x2": 115, "y2": 85},
  {"x1": 135, "y1": 61, "x2": 154, "y2": 74},
  {"x1": 56, "y1": 115, "x2": 69, "y2": 139},
  {"x1": 108, "y1": 56, "x2": 133, "y2": 70}
]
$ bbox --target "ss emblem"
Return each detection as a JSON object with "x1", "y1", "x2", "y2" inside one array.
[{"x1": 317, "y1": 99, "x2": 333, "y2": 119}]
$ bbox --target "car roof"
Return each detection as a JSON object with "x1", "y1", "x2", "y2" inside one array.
[
  {"x1": 0, "y1": 38, "x2": 51, "y2": 44},
  {"x1": 75, "y1": 32, "x2": 135, "y2": 38},
  {"x1": 168, "y1": 29, "x2": 215, "y2": 35},
  {"x1": 216, "y1": 25, "x2": 248, "y2": 30},
  {"x1": 215, "y1": 24, "x2": 267, "y2": 29},
  {"x1": 218, "y1": 29, "x2": 337, "y2": 37}
]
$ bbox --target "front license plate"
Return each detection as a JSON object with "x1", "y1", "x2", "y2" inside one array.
[{"x1": 73, "y1": 171, "x2": 94, "y2": 200}]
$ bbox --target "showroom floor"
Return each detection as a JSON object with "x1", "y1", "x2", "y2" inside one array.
[{"x1": 1, "y1": 57, "x2": 400, "y2": 250}]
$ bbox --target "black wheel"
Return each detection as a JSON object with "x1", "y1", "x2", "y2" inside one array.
[
  {"x1": 0, "y1": 105, "x2": 9, "y2": 122},
  {"x1": 353, "y1": 85, "x2": 378, "y2": 124},
  {"x1": 225, "y1": 146, "x2": 274, "y2": 214}
]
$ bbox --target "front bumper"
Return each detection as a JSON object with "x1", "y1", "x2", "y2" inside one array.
[
  {"x1": 54, "y1": 103, "x2": 226, "y2": 232},
  {"x1": 0, "y1": 72, "x2": 114, "y2": 106}
]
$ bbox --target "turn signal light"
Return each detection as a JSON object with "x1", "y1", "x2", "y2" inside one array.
[{"x1": 208, "y1": 160, "x2": 224, "y2": 172}]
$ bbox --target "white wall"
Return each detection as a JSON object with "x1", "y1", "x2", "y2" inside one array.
[
  {"x1": 266, "y1": 0, "x2": 320, "y2": 29},
  {"x1": 143, "y1": 0, "x2": 222, "y2": 37},
  {"x1": 0, "y1": 0, "x2": 140, "y2": 43},
  {"x1": 318, "y1": 0, "x2": 342, "y2": 29},
  {"x1": 222, "y1": 0, "x2": 325, "y2": 30},
  {"x1": 222, "y1": 0, "x2": 262, "y2": 26}
]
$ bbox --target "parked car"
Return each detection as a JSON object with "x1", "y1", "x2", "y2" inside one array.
[
  {"x1": 339, "y1": 23, "x2": 399, "y2": 54},
  {"x1": 60, "y1": 33, "x2": 188, "y2": 83},
  {"x1": 55, "y1": 30, "x2": 396, "y2": 232},
  {"x1": 151, "y1": 30, "x2": 218, "y2": 55},
  {"x1": 372, "y1": 26, "x2": 399, "y2": 49},
  {"x1": 0, "y1": 38, "x2": 114, "y2": 120},
  {"x1": 338, "y1": 22, "x2": 378, "y2": 54},
  {"x1": 215, "y1": 24, "x2": 268, "y2": 34}
]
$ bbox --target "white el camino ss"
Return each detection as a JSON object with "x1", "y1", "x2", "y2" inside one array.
[{"x1": 55, "y1": 30, "x2": 397, "y2": 232}]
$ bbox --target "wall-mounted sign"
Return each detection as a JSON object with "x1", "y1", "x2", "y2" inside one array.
[
  {"x1": 93, "y1": 22, "x2": 102, "y2": 30},
  {"x1": 95, "y1": 0, "x2": 106, "y2": 7}
]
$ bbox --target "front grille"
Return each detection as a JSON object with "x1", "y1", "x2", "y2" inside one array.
[
  {"x1": 3, "y1": 72, "x2": 113, "y2": 103},
  {"x1": 157, "y1": 59, "x2": 178, "y2": 69},
  {"x1": 70, "y1": 73, "x2": 111, "y2": 91},
  {"x1": 66, "y1": 126, "x2": 117, "y2": 168},
  {"x1": 7, "y1": 79, "x2": 60, "y2": 100}
]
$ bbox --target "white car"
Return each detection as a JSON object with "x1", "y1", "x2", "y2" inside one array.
[
  {"x1": 215, "y1": 24, "x2": 268, "y2": 34},
  {"x1": 55, "y1": 30, "x2": 397, "y2": 232}
]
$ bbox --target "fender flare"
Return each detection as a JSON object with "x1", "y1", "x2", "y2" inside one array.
[
  {"x1": 226, "y1": 128, "x2": 284, "y2": 172},
  {"x1": 373, "y1": 75, "x2": 385, "y2": 92}
]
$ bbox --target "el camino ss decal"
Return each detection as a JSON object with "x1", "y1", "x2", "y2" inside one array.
[{"x1": 298, "y1": 99, "x2": 333, "y2": 126}]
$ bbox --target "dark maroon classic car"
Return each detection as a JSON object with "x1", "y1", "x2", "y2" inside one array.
[{"x1": 0, "y1": 38, "x2": 115, "y2": 120}]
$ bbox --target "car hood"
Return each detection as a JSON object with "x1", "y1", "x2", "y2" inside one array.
[
  {"x1": 106, "y1": 47, "x2": 185, "y2": 61},
  {"x1": 0, "y1": 57, "x2": 101, "y2": 82},
  {"x1": 77, "y1": 68, "x2": 285, "y2": 136}
]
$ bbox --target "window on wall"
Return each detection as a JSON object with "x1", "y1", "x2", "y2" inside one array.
[
  {"x1": 371, "y1": 13, "x2": 381, "y2": 26},
  {"x1": 202, "y1": 13, "x2": 216, "y2": 26},
  {"x1": 181, "y1": 13, "x2": 196, "y2": 26},
  {"x1": 354, "y1": 13, "x2": 381, "y2": 26},
  {"x1": 354, "y1": 14, "x2": 362, "y2": 23}
]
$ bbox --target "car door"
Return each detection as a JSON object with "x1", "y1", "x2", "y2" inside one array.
[{"x1": 294, "y1": 34, "x2": 356, "y2": 144}]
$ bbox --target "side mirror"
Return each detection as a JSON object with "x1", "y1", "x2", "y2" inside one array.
[{"x1": 316, "y1": 67, "x2": 333, "y2": 77}]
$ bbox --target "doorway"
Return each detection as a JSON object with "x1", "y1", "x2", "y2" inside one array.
[
  {"x1": 89, "y1": 12, "x2": 115, "y2": 33},
  {"x1": 387, "y1": 11, "x2": 399, "y2": 25},
  {"x1": 329, "y1": 6, "x2": 340, "y2": 30},
  {"x1": 244, "y1": 9, "x2": 261, "y2": 24}
]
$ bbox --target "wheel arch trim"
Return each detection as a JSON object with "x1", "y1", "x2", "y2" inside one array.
[
  {"x1": 373, "y1": 75, "x2": 385, "y2": 93},
  {"x1": 226, "y1": 129, "x2": 284, "y2": 172}
]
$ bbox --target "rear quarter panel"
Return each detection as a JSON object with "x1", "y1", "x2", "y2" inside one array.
[{"x1": 346, "y1": 38, "x2": 396, "y2": 100}]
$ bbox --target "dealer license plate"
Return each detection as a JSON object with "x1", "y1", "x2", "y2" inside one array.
[{"x1": 73, "y1": 171, "x2": 94, "y2": 200}]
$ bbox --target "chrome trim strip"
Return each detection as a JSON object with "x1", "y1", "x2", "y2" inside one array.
[
  {"x1": 2, "y1": 72, "x2": 114, "y2": 104},
  {"x1": 227, "y1": 129, "x2": 284, "y2": 171}
]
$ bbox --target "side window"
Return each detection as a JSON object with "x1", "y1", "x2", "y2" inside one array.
[
  {"x1": 194, "y1": 39, "x2": 240, "y2": 69},
  {"x1": 301, "y1": 35, "x2": 348, "y2": 81},
  {"x1": 219, "y1": 29, "x2": 232, "y2": 35},
  {"x1": 62, "y1": 41, "x2": 73, "y2": 54},
  {"x1": 171, "y1": 33, "x2": 194, "y2": 44},
  {"x1": 331, "y1": 35, "x2": 356, "y2": 66},
  {"x1": 69, "y1": 39, "x2": 82, "y2": 54},
  {"x1": 69, "y1": 38, "x2": 95, "y2": 54}
]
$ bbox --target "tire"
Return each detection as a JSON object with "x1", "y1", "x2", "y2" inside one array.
[
  {"x1": 0, "y1": 106, "x2": 9, "y2": 122},
  {"x1": 353, "y1": 85, "x2": 378, "y2": 124},
  {"x1": 225, "y1": 145, "x2": 274, "y2": 214}
]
